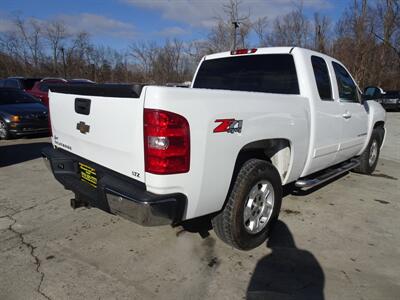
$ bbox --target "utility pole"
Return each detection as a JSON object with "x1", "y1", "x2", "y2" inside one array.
[
  {"x1": 231, "y1": 21, "x2": 240, "y2": 51},
  {"x1": 60, "y1": 47, "x2": 67, "y2": 78}
]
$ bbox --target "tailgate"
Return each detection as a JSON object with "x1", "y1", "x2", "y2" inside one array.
[{"x1": 48, "y1": 84, "x2": 145, "y2": 183}]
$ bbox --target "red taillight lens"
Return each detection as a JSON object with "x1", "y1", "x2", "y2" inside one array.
[
  {"x1": 230, "y1": 48, "x2": 257, "y2": 55},
  {"x1": 144, "y1": 109, "x2": 190, "y2": 174}
]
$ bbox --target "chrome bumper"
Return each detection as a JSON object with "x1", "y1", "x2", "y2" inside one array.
[{"x1": 42, "y1": 146, "x2": 186, "y2": 226}]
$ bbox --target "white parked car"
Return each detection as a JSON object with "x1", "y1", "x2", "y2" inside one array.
[{"x1": 43, "y1": 47, "x2": 386, "y2": 250}]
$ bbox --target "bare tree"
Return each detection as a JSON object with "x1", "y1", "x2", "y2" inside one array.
[
  {"x1": 14, "y1": 15, "x2": 43, "y2": 69},
  {"x1": 66, "y1": 31, "x2": 93, "y2": 78},
  {"x1": 373, "y1": 0, "x2": 400, "y2": 87},
  {"x1": 313, "y1": 13, "x2": 331, "y2": 53},
  {"x1": 253, "y1": 16, "x2": 269, "y2": 47},
  {"x1": 333, "y1": 0, "x2": 376, "y2": 88},
  {"x1": 186, "y1": 39, "x2": 212, "y2": 64},
  {"x1": 268, "y1": 4, "x2": 311, "y2": 47},
  {"x1": 129, "y1": 41, "x2": 159, "y2": 82},
  {"x1": 0, "y1": 31, "x2": 27, "y2": 72},
  {"x1": 130, "y1": 39, "x2": 191, "y2": 84},
  {"x1": 45, "y1": 20, "x2": 68, "y2": 74}
]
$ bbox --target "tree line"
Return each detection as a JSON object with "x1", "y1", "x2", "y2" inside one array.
[{"x1": 0, "y1": 0, "x2": 399, "y2": 90}]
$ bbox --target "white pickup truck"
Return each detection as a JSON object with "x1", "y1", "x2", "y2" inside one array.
[{"x1": 43, "y1": 47, "x2": 386, "y2": 250}]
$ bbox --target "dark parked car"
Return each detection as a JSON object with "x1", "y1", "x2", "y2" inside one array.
[
  {"x1": 364, "y1": 86, "x2": 400, "y2": 111},
  {"x1": 0, "y1": 77, "x2": 42, "y2": 91},
  {"x1": 0, "y1": 88, "x2": 49, "y2": 139},
  {"x1": 381, "y1": 91, "x2": 400, "y2": 111}
]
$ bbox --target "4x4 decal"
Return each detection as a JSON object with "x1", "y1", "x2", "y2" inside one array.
[{"x1": 214, "y1": 119, "x2": 243, "y2": 134}]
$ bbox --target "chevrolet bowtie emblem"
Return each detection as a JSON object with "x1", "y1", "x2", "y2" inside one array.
[{"x1": 76, "y1": 121, "x2": 90, "y2": 134}]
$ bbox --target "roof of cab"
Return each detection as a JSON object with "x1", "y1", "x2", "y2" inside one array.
[
  {"x1": 202, "y1": 46, "x2": 342, "y2": 67},
  {"x1": 204, "y1": 47, "x2": 295, "y2": 61}
]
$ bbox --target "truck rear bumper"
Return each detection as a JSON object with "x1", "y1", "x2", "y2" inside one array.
[{"x1": 42, "y1": 146, "x2": 186, "y2": 226}]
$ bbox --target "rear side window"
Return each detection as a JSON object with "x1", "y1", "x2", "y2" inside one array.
[
  {"x1": 311, "y1": 56, "x2": 332, "y2": 100},
  {"x1": 193, "y1": 54, "x2": 299, "y2": 94},
  {"x1": 5, "y1": 79, "x2": 19, "y2": 88},
  {"x1": 332, "y1": 62, "x2": 359, "y2": 103},
  {"x1": 22, "y1": 79, "x2": 40, "y2": 90},
  {"x1": 39, "y1": 84, "x2": 49, "y2": 92}
]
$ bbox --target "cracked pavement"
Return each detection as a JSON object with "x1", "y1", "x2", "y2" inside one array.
[
  {"x1": 1, "y1": 113, "x2": 400, "y2": 299},
  {"x1": 1, "y1": 209, "x2": 50, "y2": 300}
]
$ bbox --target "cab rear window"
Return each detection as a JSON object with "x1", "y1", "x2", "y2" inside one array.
[
  {"x1": 193, "y1": 54, "x2": 299, "y2": 95},
  {"x1": 311, "y1": 56, "x2": 332, "y2": 100}
]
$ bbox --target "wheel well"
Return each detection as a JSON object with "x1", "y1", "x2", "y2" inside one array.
[
  {"x1": 373, "y1": 121, "x2": 385, "y2": 144},
  {"x1": 216, "y1": 139, "x2": 291, "y2": 214},
  {"x1": 233, "y1": 139, "x2": 291, "y2": 183},
  {"x1": 374, "y1": 121, "x2": 384, "y2": 129}
]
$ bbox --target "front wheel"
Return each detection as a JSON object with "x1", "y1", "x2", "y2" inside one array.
[
  {"x1": 212, "y1": 159, "x2": 282, "y2": 250},
  {"x1": 0, "y1": 119, "x2": 10, "y2": 140},
  {"x1": 353, "y1": 128, "x2": 382, "y2": 174}
]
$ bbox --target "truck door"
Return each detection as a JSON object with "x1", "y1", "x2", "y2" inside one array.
[
  {"x1": 331, "y1": 62, "x2": 369, "y2": 162},
  {"x1": 303, "y1": 55, "x2": 343, "y2": 176}
]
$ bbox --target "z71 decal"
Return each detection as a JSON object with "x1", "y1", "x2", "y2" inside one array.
[{"x1": 214, "y1": 119, "x2": 243, "y2": 134}]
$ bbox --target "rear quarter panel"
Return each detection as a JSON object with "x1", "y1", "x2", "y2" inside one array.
[{"x1": 143, "y1": 86, "x2": 310, "y2": 219}]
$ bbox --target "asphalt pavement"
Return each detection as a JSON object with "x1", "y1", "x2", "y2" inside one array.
[{"x1": 0, "y1": 113, "x2": 399, "y2": 300}]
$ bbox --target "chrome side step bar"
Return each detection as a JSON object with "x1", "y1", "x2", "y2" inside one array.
[{"x1": 295, "y1": 159, "x2": 360, "y2": 190}]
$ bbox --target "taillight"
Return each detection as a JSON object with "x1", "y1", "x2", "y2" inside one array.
[
  {"x1": 230, "y1": 48, "x2": 257, "y2": 55},
  {"x1": 144, "y1": 109, "x2": 190, "y2": 174}
]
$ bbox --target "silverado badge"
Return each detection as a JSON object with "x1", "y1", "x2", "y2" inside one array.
[{"x1": 76, "y1": 121, "x2": 90, "y2": 134}]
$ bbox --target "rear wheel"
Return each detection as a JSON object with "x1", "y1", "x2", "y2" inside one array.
[
  {"x1": 212, "y1": 159, "x2": 282, "y2": 250},
  {"x1": 354, "y1": 128, "x2": 382, "y2": 174},
  {"x1": 0, "y1": 119, "x2": 10, "y2": 140}
]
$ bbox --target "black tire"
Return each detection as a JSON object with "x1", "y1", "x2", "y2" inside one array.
[
  {"x1": 0, "y1": 119, "x2": 10, "y2": 140},
  {"x1": 212, "y1": 159, "x2": 282, "y2": 250},
  {"x1": 353, "y1": 128, "x2": 382, "y2": 174}
]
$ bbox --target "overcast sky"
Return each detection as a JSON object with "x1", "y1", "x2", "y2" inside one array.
[{"x1": 0, "y1": 0, "x2": 350, "y2": 49}]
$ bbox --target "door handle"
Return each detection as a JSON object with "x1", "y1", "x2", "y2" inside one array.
[
  {"x1": 342, "y1": 112, "x2": 352, "y2": 119},
  {"x1": 75, "y1": 98, "x2": 91, "y2": 115}
]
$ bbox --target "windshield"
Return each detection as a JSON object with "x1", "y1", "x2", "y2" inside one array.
[
  {"x1": 193, "y1": 54, "x2": 299, "y2": 94},
  {"x1": 0, "y1": 89, "x2": 40, "y2": 104}
]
